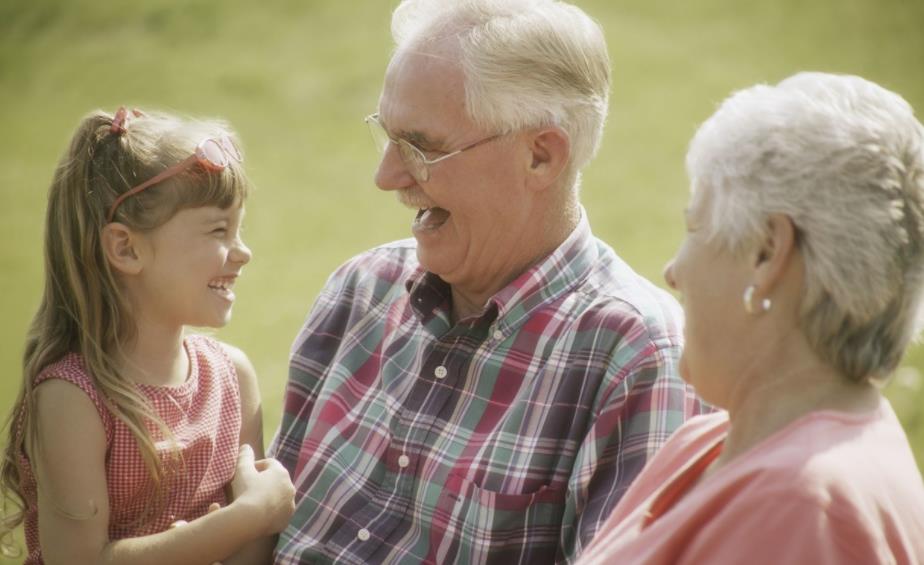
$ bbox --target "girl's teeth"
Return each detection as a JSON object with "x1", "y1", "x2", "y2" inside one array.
[{"x1": 209, "y1": 279, "x2": 233, "y2": 290}]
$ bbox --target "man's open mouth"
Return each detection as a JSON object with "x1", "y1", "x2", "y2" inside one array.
[{"x1": 414, "y1": 207, "x2": 451, "y2": 231}]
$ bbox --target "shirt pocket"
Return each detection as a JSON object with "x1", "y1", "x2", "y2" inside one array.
[{"x1": 436, "y1": 473, "x2": 568, "y2": 554}]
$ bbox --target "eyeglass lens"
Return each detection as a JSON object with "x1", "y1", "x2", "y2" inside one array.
[
  {"x1": 200, "y1": 139, "x2": 229, "y2": 167},
  {"x1": 368, "y1": 117, "x2": 429, "y2": 182},
  {"x1": 396, "y1": 142, "x2": 428, "y2": 182}
]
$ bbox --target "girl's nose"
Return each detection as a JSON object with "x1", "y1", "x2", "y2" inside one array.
[{"x1": 231, "y1": 238, "x2": 252, "y2": 265}]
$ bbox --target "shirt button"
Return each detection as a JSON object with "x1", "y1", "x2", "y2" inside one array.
[
  {"x1": 493, "y1": 330, "x2": 503, "y2": 340},
  {"x1": 398, "y1": 454, "x2": 410, "y2": 468},
  {"x1": 434, "y1": 365, "x2": 448, "y2": 379},
  {"x1": 357, "y1": 528, "x2": 371, "y2": 541}
]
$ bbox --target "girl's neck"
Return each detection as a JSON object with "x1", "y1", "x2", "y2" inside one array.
[{"x1": 119, "y1": 321, "x2": 189, "y2": 387}]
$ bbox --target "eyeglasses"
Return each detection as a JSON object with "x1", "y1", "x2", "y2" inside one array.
[
  {"x1": 364, "y1": 113, "x2": 501, "y2": 183},
  {"x1": 107, "y1": 135, "x2": 243, "y2": 222}
]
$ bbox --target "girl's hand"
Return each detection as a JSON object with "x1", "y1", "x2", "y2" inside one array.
[{"x1": 230, "y1": 444, "x2": 296, "y2": 536}]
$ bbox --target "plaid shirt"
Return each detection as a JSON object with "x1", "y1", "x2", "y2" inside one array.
[{"x1": 270, "y1": 213, "x2": 707, "y2": 564}]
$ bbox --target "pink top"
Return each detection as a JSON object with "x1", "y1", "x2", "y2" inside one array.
[
  {"x1": 579, "y1": 399, "x2": 924, "y2": 565},
  {"x1": 18, "y1": 335, "x2": 241, "y2": 565}
]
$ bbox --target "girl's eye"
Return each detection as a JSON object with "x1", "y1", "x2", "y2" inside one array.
[{"x1": 212, "y1": 227, "x2": 228, "y2": 235}]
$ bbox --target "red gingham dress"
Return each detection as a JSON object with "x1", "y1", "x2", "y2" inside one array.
[{"x1": 18, "y1": 335, "x2": 241, "y2": 565}]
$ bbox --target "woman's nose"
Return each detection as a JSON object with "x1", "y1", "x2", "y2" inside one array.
[{"x1": 663, "y1": 259, "x2": 677, "y2": 290}]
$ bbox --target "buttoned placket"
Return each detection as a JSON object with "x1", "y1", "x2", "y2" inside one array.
[{"x1": 339, "y1": 320, "x2": 489, "y2": 559}]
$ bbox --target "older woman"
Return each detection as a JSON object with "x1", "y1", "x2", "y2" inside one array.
[{"x1": 579, "y1": 72, "x2": 924, "y2": 564}]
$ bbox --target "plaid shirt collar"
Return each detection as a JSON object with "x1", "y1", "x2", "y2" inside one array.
[{"x1": 404, "y1": 208, "x2": 598, "y2": 337}]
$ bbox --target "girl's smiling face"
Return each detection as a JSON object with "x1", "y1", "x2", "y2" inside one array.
[{"x1": 131, "y1": 202, "x2": 252, "y2": 331}]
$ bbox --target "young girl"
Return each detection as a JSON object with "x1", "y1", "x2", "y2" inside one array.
[{"x1": 0, "y1": 108, "x2": 295, "y2": 564}]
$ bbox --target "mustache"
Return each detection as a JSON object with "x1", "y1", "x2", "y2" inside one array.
[{"x1": 396, "y1": 189, "x2": 433, "y2": 209}]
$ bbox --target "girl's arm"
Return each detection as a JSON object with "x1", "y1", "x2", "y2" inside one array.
[
  {"x1": 32, "y1": 379, "x2": 294, "y2": 565},
  {"x1": 221, "y1": 343, "x2": 280, "y2": 565}
]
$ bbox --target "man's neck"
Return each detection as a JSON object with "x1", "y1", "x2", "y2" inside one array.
[{"x1": 448, "y1": 206, "x2": 580, "y2": 323}]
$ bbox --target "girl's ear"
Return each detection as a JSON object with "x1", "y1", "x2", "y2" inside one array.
[
  {"x1": 101, "y1": 223, "x2": 143, "y2": 275},
  {"x1": 524, "y1": 126, "x2": 570, "y2": 192}
]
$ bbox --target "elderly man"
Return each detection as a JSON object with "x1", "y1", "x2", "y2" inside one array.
[{"x1": 270, "y1": 0, "x2": 707, "y2": 563}]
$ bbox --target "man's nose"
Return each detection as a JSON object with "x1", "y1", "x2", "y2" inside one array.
[{"x1": 374, "y1": 143, "x2": 416, "y2": 192}]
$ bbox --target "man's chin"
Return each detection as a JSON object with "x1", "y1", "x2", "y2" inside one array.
[{"x1": 415, "y1": 244, "x2": 457, "y2": 278}]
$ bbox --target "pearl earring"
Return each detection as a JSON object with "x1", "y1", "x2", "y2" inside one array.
[{"x1": 743, "y1": 285, "x2": 771, "y2": 314}]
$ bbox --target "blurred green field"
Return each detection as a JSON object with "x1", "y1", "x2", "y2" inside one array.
[{"x1": 1, "y1": 0, "x2": 923, "y2": 561}]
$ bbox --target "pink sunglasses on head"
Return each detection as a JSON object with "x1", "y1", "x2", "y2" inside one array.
[{"x1": 107, "y1": 135, "x2": 243, "y2": 222}]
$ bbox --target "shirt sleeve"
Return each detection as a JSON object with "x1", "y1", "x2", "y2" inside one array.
[
  {"x1": 560, "y1": 332, "x2": 703, "y2": 563},
  {"x1": 268, "y1": 264, "x2": 357, "y2": 475}
]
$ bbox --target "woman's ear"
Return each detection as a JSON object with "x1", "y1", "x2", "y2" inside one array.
[
  {"x1": 752, "y1": 213, "x2": 798, "y2": 293},
  {"x1": 101, "y1": 223, "x2": 143, "y2": 275},
  {"x1": 525, "y1": 126, "x2": 570, "y2": 192}
]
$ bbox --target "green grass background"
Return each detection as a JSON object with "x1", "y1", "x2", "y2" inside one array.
[{"x1": 1, "y1": 0, "x2": 923, "y2": 560}]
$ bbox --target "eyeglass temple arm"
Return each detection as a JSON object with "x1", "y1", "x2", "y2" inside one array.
[
  {"x1": 422, "y1": 134, "x2": 502, "y2": 165},
  {"x1": 106, "y1": 155, "x2": 199, "y2": 222}
]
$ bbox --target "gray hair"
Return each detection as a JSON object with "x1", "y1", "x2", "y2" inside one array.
[
  {"x1": 686, "y1": 72, "x2": 924, "y2": 383},
  {"x1": 390, "y1": 0, "x2": 611, "y2": 185}
]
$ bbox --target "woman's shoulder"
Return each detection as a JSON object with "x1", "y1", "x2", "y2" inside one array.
[
  {"x1": 723, "y1": 404, "x2": 924, "y2": 520},
  {"x1": 742, "y1": 402, "x2": 916, "y2": 479},
  {"x1": 625, "y1": 412, "x2": 730, "y2": 495},
  {"x1": 662, "y1": 411, "x2": 729, "y2": 454}
]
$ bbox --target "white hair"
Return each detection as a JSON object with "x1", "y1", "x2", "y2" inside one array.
[
  {"x1": 390, "y1": 0, "x2": 610, "y2": 185},
  {"x1": 687, "y1": 72, "x2": 924, "y2": 383}
]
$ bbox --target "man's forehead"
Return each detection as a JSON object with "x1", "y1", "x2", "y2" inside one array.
[
  {"x1": 383, "y1": 45, "x2": 463, "y2": 95},
  {"x1": 378, "y1": 46, "x2": 468, "y2": 140}
]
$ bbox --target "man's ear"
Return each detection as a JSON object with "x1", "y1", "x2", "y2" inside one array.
[
  {"x1": 525, "y1": 126, "x2": 570, "y2": 192},
  {"x1": 101, "y1": 223, "x2": 143, "y2": 275},
  {"x1": 752, "y1": 213, "x2": 798, "y2": 293}
]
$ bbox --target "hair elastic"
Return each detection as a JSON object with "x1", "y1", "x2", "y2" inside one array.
[{"x1": 109, "y1": 107, "x2": 144, "y2": 135}]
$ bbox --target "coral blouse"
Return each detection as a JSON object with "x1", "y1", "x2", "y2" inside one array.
[{"x1": 579, "y1": 400, "x2": 924, "y2": 565}]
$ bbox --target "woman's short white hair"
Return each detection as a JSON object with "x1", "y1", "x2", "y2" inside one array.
[
  {"x1": 391, "y1": 0, "x2": 610, "y2": 184},
  {"x1": 687, "y1": 72, "x2": 924, "y2": 383}
]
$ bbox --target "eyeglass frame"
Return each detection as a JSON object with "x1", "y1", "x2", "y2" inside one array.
[
  {"x1": 107, "y1": 135, "x2": 243, "y2": 222},
  {"x1": 364, "y1": 113, "x2": 502, "y2": 183}
]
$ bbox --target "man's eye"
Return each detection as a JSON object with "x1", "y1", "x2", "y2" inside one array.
[{"x1": 418, "y1": 146, "x2": 444, "y2": 158}]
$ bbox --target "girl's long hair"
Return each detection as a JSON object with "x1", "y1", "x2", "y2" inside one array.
[{"x1": 0, "y1": 109, "x2": 249, "y2": 555}]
